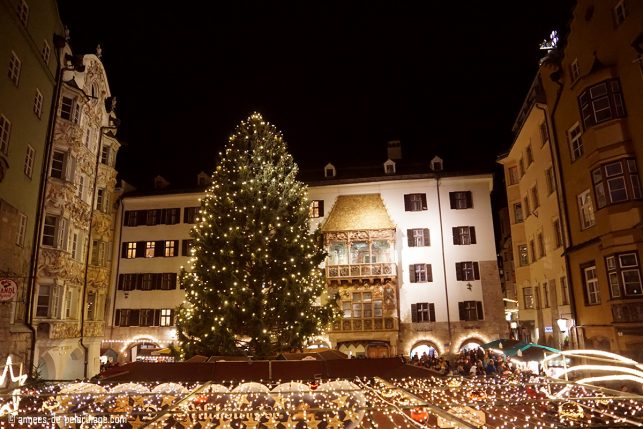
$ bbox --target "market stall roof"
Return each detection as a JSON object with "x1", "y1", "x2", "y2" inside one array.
[
  {"x1": 480, "y1": 339, "x2": 526, "y2": 351},
  {"x1": 504, "y1": 343, "x2": 561, "y2": 360}
]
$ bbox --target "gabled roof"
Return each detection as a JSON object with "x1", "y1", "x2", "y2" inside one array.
[{"x1": 322, "y1": 194, "x2": 395, "y2": 232}]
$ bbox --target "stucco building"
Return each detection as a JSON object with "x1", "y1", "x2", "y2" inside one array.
[
  {"x1": 105, "y1": 147, "x2": 507, "y2": 361},
  {"x1": 0, "y1": 0, "x2": 64, "y2": 377}
]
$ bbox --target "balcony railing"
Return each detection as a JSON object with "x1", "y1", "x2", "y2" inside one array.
[{"x1": 326, "y1": 263, "x2": 396, "y2": 279}]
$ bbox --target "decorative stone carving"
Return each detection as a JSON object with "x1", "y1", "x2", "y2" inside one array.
[
  {"x1": 83, "y1": 320, "x2": 104, "y2": 338},
  {"x1": 50, "y1": 321, "x2": 80, "y2": 339}
]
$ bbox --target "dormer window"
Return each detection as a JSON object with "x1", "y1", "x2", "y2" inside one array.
[
  {"x1": 324, "y1": 163, "x2": 336, "y2": 178},
  {"x1": 430, "y1": 156, "x2": 443, "y2": 172},
  {"x1": 197, "y1": 171, "x2": 210, "y2": 186},
  {"x1": 384, "y1": 159, "x2": 396, "y2": 174}
]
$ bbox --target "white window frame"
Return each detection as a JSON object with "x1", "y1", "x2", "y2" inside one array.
[
  {"x1": 41, "y1": 39, "x2": 50, "y2": 64},
  {"x1": 578, "y1": 189, "x2": 595, "y2": 229},
  {"x1": 60, "y1": 95, "x2": 81, "y2": 124},
  {"x1": 126, "y1": 242, "x2": 137, "y2": 259},
  {"x1": 165, "y1": 240, "x2": 176, "y2": 257},
  {"x1": 42, "y1": 214, "x2": 68, "y2": 249},
  {"x1": 17, "y1": 213, "x2": 27, "y2": 246},
  {"x1": 584, "y1": 265, "x2": 600, "y2": 305},
  {"x1": 8, "y1": 51, "x2": 21, "y2": 86},
  {"x1": 570, "y1": 58, "x2": 580, "y2": 82},
  {"x1": 50, "y1": 150, "x2": 76, "y2": 182},
  {"x1": 568, "y1": 123, "x2": 583, "y2": 161},
  {"x1": 0, "y1": 114, "x2": 11, "y2": 155},
  {"x1": 160, "y1": 309, "x2": 172, "y2": 326},
  {"x1": 145, "y1": 241, "x2": 155, "y2": 258},
  {"x1": 36, "y1": 284, "x2": 59, "y2": 318},
  {"x1": 17, "y1": 0, "x2": 29, "y2": 25},
  {"x1": 33, "y1": 89, "x2": 43, "y2": 118},
  {"x1": 614, "y1": 0, "x2": 627, "y2": 26},
  {"x1": 24, "y1": 144, "x2": 34, "y2": 178}
]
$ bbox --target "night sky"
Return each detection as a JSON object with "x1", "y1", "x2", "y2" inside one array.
[{"x1": 58, "y1": 1, "x2": 575, "y2": 190}]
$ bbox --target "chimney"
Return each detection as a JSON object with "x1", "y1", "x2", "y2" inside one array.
[{"x1": 387, "y1": 140, "x2": 402, "y2": 160}]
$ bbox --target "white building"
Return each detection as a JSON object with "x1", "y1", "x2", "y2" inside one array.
[{"x1": 105, "y1": 149, "x2": 506, "y2": 361}]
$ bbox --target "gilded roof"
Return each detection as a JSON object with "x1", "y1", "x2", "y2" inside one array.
[{"x1": 322, "y1": 194, "x2": 395, "y2": 232}]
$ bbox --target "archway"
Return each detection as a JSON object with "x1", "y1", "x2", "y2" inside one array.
[
  {"x1": 410, "y1": 340, "x2": 440, "y2": 360},
  {"x1": 61, "y1": 347, "x2": 84, "y2": 380},
  {"x1": 36, "y1": 351, "x2": 56, "y2": 380},
  {"x1": 127, "y1": 341, "x2": 161, "y2": 362},
  {"x1": 458, "y1": 339, "x2": 483, "y2": 354}
]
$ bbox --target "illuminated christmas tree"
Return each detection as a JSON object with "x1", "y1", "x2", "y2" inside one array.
[{"x1": 177, "y1": 113, "x2": 336, "y2": 358}]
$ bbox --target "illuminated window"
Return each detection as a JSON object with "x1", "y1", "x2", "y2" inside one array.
[
  {"x1": 160, "y1": 309, "x2": 173, "y2": 326},
  {"x1": 86, "y1": 291, "x2": 96, "y2": 320},
  {"x1": 165, "y1": 240, "x2": 176, "y2": 257},
  {"x1": 146, "y1": 241, "x2": 155, "y2": 257},
  {"x1": 309, "y1": 200, "x2": 324, "y2": 218},
  {"x1": 523, "y1": 287, "x2": 534, "y2": 309},
  {"x1": 126, "y1": 242, "x2": 136, "y2": 259},
  {"x1": 578, "y1": 189, "x2": 595, "y2": 229}
]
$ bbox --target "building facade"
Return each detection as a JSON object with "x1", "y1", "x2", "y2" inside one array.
[
  {"x1": 105, "y1": 155, "x2": 507, "y2": 361},
  {"x1": 539, "y1": 0, "x2": 643, "y2": 359},
  {"x1": 498, "y1": 78, "x2": 572, "y2": 350},
  {"x1": 32, "y1": 48, "x2": 120, "y2": 379},
  {"x1": 0, "y1": 0, "x2": 64, "y2": 376}
]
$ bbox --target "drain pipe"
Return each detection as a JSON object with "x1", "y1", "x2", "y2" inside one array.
[{"x1": 436, "y1": 173, "x2": 453, "y2": 353}]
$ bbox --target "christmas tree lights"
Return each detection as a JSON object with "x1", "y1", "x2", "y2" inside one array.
[{"x1": 177, "y1": 113, "x2": 337, "y2": 358}]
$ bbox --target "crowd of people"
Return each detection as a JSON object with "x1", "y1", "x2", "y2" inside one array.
[{"x1": 408, "y1": 347, "x2": 528, "y2": 378}]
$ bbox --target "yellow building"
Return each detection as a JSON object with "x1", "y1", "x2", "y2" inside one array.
[
  {"x1": 0, "y1": 0, "x2": 64, "y2": 376},
  {"x1": 498, "y1": 77, "x2": 572, "y2": 350}
]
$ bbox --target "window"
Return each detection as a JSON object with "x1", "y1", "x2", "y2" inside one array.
[
  {"x1": 452, "y1": 226, "x2": 476, "y2": 245},
  {"x1": 542, "y1": 283, "x2": 549, "y2": 308},
  {"x1": 537, "y1": 233, "x2": 545, "y2": 259},
  {"x1": 125, "y1": 242, "x2": 136, "y2": 259},
  {"x1": 101, "y1": 145, "x2": 111, "y2": 165},
  {"x1": 36, "y1": 285, "x2": 53, "y2": 317},
  {"x1": 531, "y1": 185, "x2": 540, "y2": 209},
  {"x1": 523, "y1": 196, "x2": 531, "y2": 219},
  {"x1": 523, "y1": 287, "x2": 534, "y2": 309},
  {"x1": 124, "y1": 210, "x2": 138, "y2": 226},
  {"x1": 553, "y1": 219, "x2": 563, "y2": 248},
  {"x1": 592, "y1": 158, "x2": 642, "y2": 209},
  {"x1": 409, "y1": 264, "x2": 433, "y2": 283},
  {"x1": 508, "y1": 166, "x2": 519, "y2": 185},
  {"x1": 529, "y1": 240, "x2": 536, "y2": 263},
  {"x1": 384, "y1": 160, "x2": 395, "y2": 174},
  {"x1": 582, "y1": 264, "x2": 600, "y2": 305},
  {"x1": 579, "y1": 79, "x2": 626, "y2": 128},
  {"x1": 568, "y1": 123, "x2": 583, "y2": 161},
  {"x1": 343, "y1": 292, "x2": 382, "y2": 319},
  {"x1": 182, "y1": 239, "x2": 194, "y2": 256},
  {"x1": 449, "y1": 191, "x2": 472, "y2": 209},
  {"x1": 164, "y1": 240, "x2": 176, "y2": 257},
  {"x1": 455, "y1": 261, "x2": 480, "y2": 281},
  {"x1": 404, "y1": 193, "x2": 427, "y2": 211},
  {"x1": 139, "y1": 309, "x2": 154, "y2": 326},
  {"x1": 540, "y1": 121, "x2": 549, "y2": 146},
  {"x1": 570, "y1": 58, "x2": 580, "y2": 82},
  {"x1": 145, "y1": 241, "x2": 155, "y2": 257},
  {"x1": 41, "y1": 40, "x2": 50, "y2": 64},
  {"x1": 578, "y1": 189, "x2": 596, "y2": 229},
  {"x1": 309, "y1": 200, "x2": 324, "y2": 218},
  {"x1": 24, "y1": 144, "x2": 34, "y2": 178},
  {"x1": 614, "y1": 0, "x2": 627, "y2": 26},
  {"x1": 411, "y1": 303, "x2": 435, "y2": 322},
  {"x1": 526, "y1": 144, "x2": 534, "y2": 166},
  {"x1": 458, "y1": 301, "x2": 483, "y2": 321},
  {"x1": 64, "y1": 288, "x2": 74, "y2": 319},
  {"x1": 549, "y1": 279, "x2": 557, "y2": 307},
  {"x1": 91, "y1": 240, "x2": 105, "y2": 266},
  {"x1": 160, "y1": 273, "x2": 177, "y2": 290},
  {"x1": 33, "y1": 89, "x2": 43, "y2": 118},
  {"x1": 146, "y1": 210, "x2": 157, "y2": 225},
  {"x1": 324, "y1": 163, "x2": 336, "y2": 178},
  {"x1": 50, "y1": 150, "x2": 75, "y2": 181},
  {"x1": 60, "y1": 96, "x2": 81, "y2": 124},
  {"x1": 42, "y1": 215, "x2": 67, "y2": 249},
  {"x1": 545, "y1": 167, "x2": 555, "y2": 195},
  {"x1": 96, "y1": 188, "x2": 110, "y2": 212},
  {"x1": 17, "y1": 213, "x2": 27, "y2": 246},
  {"x1": 184, "y1": 207, "x2": 199, "y2": 223},
  {"x1": 0, "y1": 114, "x2": 11, "y2": 155},
  {"x1": 160, "y1": 309, "x2": 174, "y2": 326},
  {"x1": 513, "y1": 202, "x2": 523, "y2": 223},
  {"x1": 8, "y1": 51, "x2": 21, "y2": 86},
  {"x1": 86, "y1": 291, "x2": 96, "y2": 320},
  {"x1": 561, "y1": 277, "x2": 569, "y2": 305},
  {"x1": 407, "y1": 228, "x2": 430, "y2": 247},
  {"x1": 518, "y1": 244, "x2": 529, "y2": 266},
  {"x1": 606, "y1": 253, "x2": 642, "y2": 297},
  {"x1": 519, "y1": 158, "x2": 525, "y2": 177},
  {"x1": 70, "y1": 232, "x2": 79, "y2": 260},
  {"x1": 16, "y1": 0, "x2": 29, "y2": 25}
]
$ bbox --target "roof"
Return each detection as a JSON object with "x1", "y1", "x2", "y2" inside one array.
[{"x1": 322, "y1": 194, "x2": 395, "y2": 232}]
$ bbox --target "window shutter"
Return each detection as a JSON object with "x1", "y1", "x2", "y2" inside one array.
[
  {"x1": 409, "y1": 265, "x2": 416, "y2": 283},
  {"x1": 170, "y1": 309, "x2": 175, "y2": 326},
  {"x1": 136, "y1": 241, "x2": 145, "y2": 258},
  {"x1": 466, "y1": 191, "x2": 473, "y2": 208},
  {"x1": 473, "y1": 262, "x2": 480, "y2": 280},
  {"x1": 470, "y1": 227, "x2": 476, "y2": 244},
  {"x1": 135, "y1": 273, "x2": 143, "y2": 290},
  {"x1": 421, "y1": 194, "x2": 427, "y2": 210},
  {"x1": 423, "y1": 229, "x2": 430, "y2": 246},
  {"x1": 118, "y1": 274, "x2": 124, "y2": 290},
  {"x1": 429, "y1": 303, "x2": 435, "y2": 322},
  {"x1": 173, "y1": 240, "x2": 179, "y2": 254},
  {"x1": 114, "y1": 309, "x2": 120, "y2": 326},
  {"x1": 407, "y1": 230, "x2": 414, "y2": 247},
  {"x1": 136, "y1": 210, "x2": 146, "y2": 225},
  {"x1": 129, "y1": 309, "x2": 140, "y2": 326},
  {"x1": 121, "y1": 242, "x2": 128, "y2": 258},
  {"x1": 171, "y1": 273, "x2": 178, "y2": 288},
  {"x1": 155, "y1": 241, "x2": 164, "y2": 257},
  {"x1": 458, "y1": 302, "x2": 466, "y2": 320},
  {"x1": 319, "y1": 200, "x2": 324, "y2": 217},
  {"x1": 449, "y1": 192, "x2": 456, "y2": 209},
  {"x1": 411, "y1": 304, "x2": 418, "y2": 322},
  {"x1": 476, "y1": 301, "x2": 484, "y2": 320},
  {"x1": 153, "y1": 274, "x2": 161, "y2": 290},
  {"x1": 455, "y1": 262, "x2": 463, "y2": 281},
  {"x1": 452, "y1": 227, "x2": 459, "y2": 245},
  {"x1": 154, "y1": 309, "x2": 161, "y2": 326},
  {"x1": 427, "y1": 264, "x2": 433, "y2": 282},
  {"x1": 404, "y1": 195, "x2": 411, "y2": 211}
]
